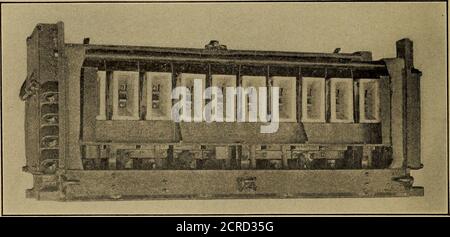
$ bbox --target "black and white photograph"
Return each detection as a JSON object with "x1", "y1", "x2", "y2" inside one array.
[{"x1": 0, "y1": 1, "x2": 448, "y2": 218}]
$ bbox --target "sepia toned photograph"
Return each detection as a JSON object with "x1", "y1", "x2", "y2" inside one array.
[{"x1": 0, "y1": 1, "x2": 448, "y2": 216}]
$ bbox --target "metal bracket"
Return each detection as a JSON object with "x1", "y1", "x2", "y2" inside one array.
[
  {"x1": 19, "y1": 72, "x2": 39, "y2": 101},
  {"x1": 237, "y1": 176, "x2": 257, "y2": 192},
  {"x1": 392, "y1": 175, "x2": 414, "y2": 188},
  {"x1": 204, "y1": 40, "x2": 227, "y2": 51}
]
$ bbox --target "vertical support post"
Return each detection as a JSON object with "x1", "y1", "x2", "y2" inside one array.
[
  {"x1": 351, "y1": 69, "x2": 360, "y2": 123},
  {"x1": 206, "y1": 64, "x2": 212, "y2": 113},
  {"x1": 281, "y1": 145, "x2": 289, "y2": 169},
  {"x1": 325, "y1": 78, "x2": 331, "y2": 123},
  {"x1": 236, "y1": 65, "x2": 242, "y2": 123},
  {"x1": 396, "y1": 39, "x2": 422, "y2": 169},
  {"x1": 385, "y1": 38, "x2": 422, "y2": 169},
  {"x1": 249, "y1": 144, "x2": 256, "y2": 169},
  {"x1": 105, "y1": 70, "x2": 113, "y2": 120},
  {"x1": 362, "y1": 146, "x2": 374, "y2": 169},
  {"x1": 108, "y1": 146, "x2": 117, "y2": 170},
  {"x1": 266, "y1": 65, "x2": 271, "y2": 115},
  {"x1": 385, "y1": 58, "x2": 405, "y2": 169},
  {"x1": 206, "y1": 64, "x2": 212, "y2": 88},
  {"x1": 171, "y1": 62, "x2": 182, "y2": 141},
  {"x1": 138, "y1": 62, "x2": 146, "y2": 120},
  {"x1": 379, "y1": 75, "x2": 391, "y2": 144},
  {"x1": 296, "y1": 67, "x2": 302, "y2": 123},
  {"x1": 56, "y1": 22, "x2": 67, "y2": 169}
]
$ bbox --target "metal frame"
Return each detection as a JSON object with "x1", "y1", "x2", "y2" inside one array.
[{"x1": 20, "y1": 22, "x2": 423, "y2": 201}]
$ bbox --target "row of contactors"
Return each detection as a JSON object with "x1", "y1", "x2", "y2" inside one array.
[
  {"x1": 81, "y1": 144, "x2": 392, "y2": 170},
  {"x1": 94, "y1": 71, "x2": 381, "y2": 123}
]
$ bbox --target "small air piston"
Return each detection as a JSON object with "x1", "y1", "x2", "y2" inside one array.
[
  {"x1": 41, "y1": 160, "x2": 58, "y2": 174},
  {"x1": 42, "y1": 137, "x2": 58, "y2": 148},
  {"x1": 43, "y1": 93, "x2": 58, "y2": 103},
  {"x1": 43, "y1": 114, "x2": 58, "y2": 124}
]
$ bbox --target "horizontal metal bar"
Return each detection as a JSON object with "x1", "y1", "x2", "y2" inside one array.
[
  {"x1": 59, "y1": 169, "x2": 421, "y2": 201},
  {"x1": 84, "y1": 54, "x2": 386, "y2": 69},
  {"x1": 77, "y1": 43, "x2": 368, "y2": 60}
]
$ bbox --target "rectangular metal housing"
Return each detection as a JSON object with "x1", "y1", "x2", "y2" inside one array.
[{"x1": 20, "y1": 22, "x2": 423, "y2": 201}]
